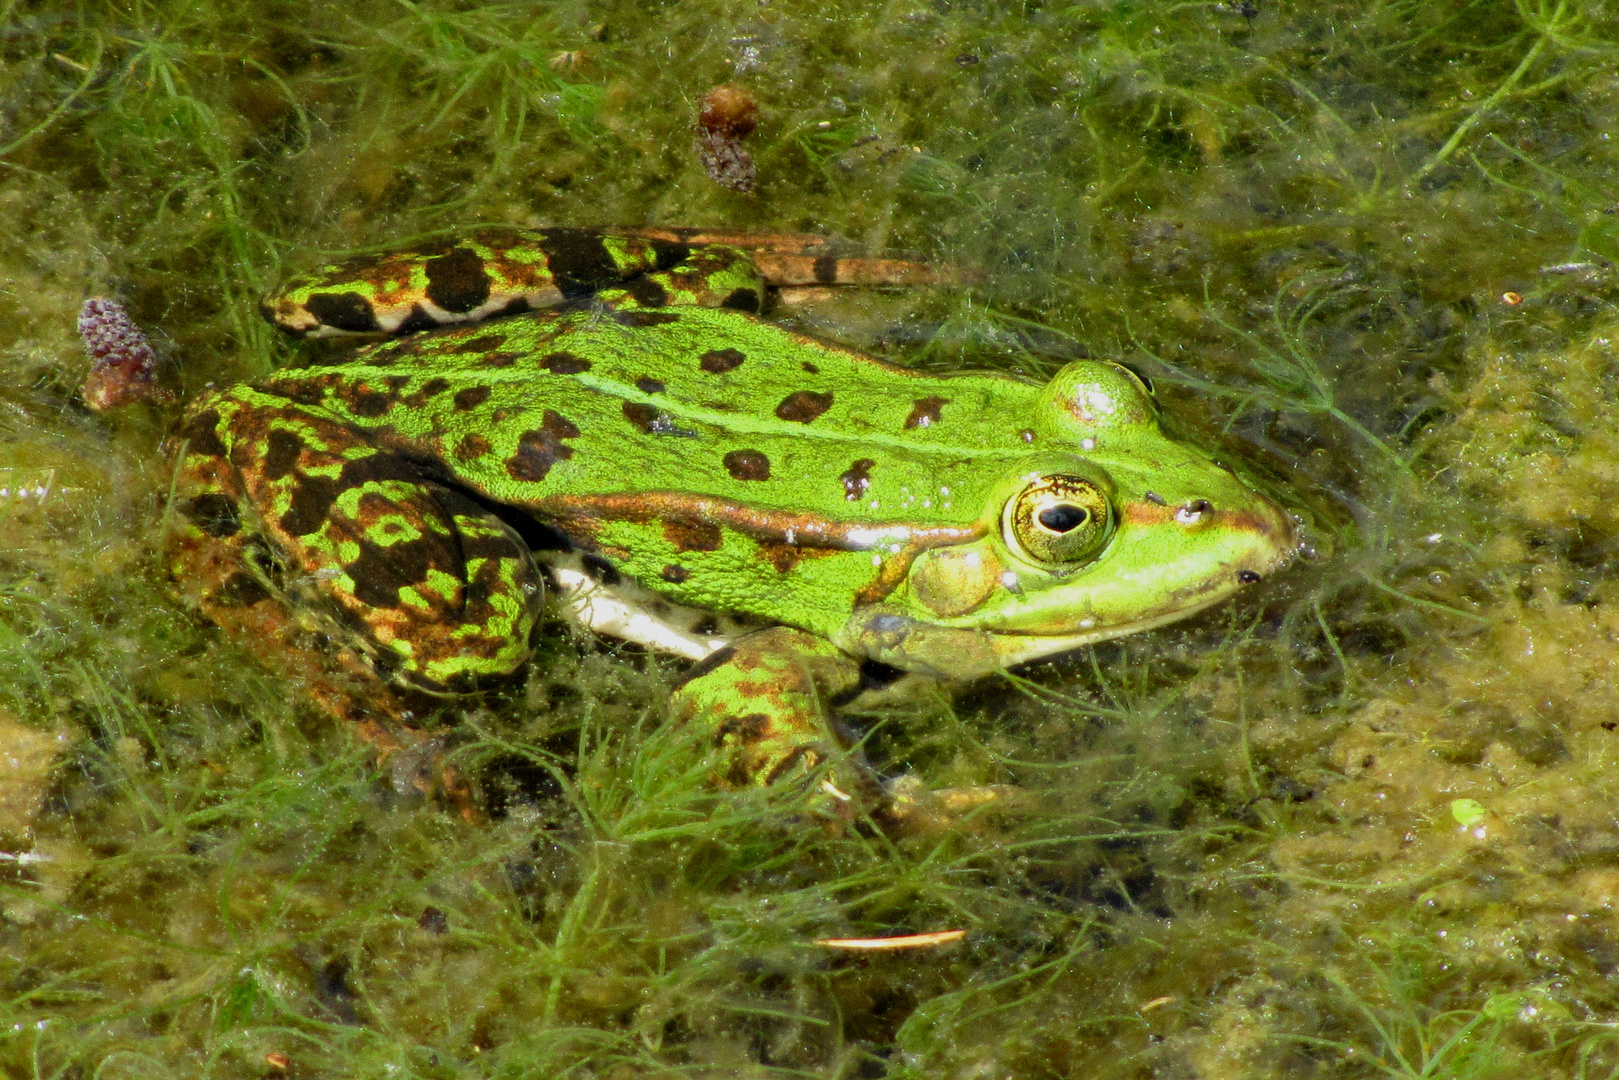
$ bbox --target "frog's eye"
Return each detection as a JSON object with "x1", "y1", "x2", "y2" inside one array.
[{"x1": 1005, "y1": 475, "x2": 1113, "y2": 566}]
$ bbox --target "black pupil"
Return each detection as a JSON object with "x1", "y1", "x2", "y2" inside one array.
[{"x1": 1038, "y1": 504, "x2": 1088, "y2": 532}]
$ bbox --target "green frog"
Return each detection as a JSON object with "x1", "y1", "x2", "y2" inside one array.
[{"x1": 168, "y1": 227, "x2": 1297, "y2": 810}]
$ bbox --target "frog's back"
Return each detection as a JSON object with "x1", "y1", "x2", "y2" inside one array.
[{"x1": 254, "y1": 305, "x2": 1046, "y2": 633}]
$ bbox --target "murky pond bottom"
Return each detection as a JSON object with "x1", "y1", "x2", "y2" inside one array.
[{"x1": 2, "y1": 1, "x2": 1619, "y2": 1076}]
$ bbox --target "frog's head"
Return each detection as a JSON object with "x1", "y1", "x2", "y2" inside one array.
[{"x1": 839, "y1": 361, "x2": 1298, "y2": 677}]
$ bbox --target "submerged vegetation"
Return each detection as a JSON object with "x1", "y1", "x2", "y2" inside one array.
[{"x1": 3, "y1": 0, "x2": 1619, "y2": 1075}]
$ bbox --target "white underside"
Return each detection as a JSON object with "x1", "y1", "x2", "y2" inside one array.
[
  {"x1": 542, "y1": 555, "x2": 745, "y2": 660},
  {"x1": 544, "y1": 556, "x2": 1248, "y2": 675}
]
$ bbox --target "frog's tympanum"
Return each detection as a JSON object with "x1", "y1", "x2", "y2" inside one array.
[{"x1": 168, "y1": 228, "x2": 1297, "y2": 811}]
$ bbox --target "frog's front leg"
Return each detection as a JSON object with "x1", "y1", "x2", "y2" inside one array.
[
  {"x1": 167, "y1": 389, "x2": 543, "y2": 725},
  {"x1": 669, "y1": 627, "x2": 884, "y2": 810}
]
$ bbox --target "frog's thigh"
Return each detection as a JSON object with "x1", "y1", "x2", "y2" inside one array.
[
  {"x1": 173, "y1": 400, "x2": 541, "y2": 694},
  {"x1": 604, "y1": 244, "x2": 767, "y2": 313},
  {"x1": 669, "y1": 626, "x2": 869, "y2": 792}
]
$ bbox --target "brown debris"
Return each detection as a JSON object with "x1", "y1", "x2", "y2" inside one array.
[{"x1": 696, "y1": 85, "x2": 759, "y2": 193}]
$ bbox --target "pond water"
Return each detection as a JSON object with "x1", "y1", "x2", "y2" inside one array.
[{"x1": 2, "y1": 1, "x2": 1618, "y2": 1076}]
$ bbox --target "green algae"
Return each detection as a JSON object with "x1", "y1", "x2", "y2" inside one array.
[{"x1": 4, "y1": 0, "x2": 1619, "y2": 1075}]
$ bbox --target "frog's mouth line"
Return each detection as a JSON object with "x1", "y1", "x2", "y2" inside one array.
[{"x1": 987, "y1": 585, "x2": 1266, "y2": 670}]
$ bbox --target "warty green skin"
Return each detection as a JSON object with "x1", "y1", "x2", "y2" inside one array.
[{"x1": 168, "y1": 232, "x2": 1298, "y2": 797}]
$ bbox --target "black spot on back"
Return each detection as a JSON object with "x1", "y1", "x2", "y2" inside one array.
[
  {"x1": 540, "y1": 228, "x2": 622, "y2": 297},
  {"x1": 344, "y1": 386, "x2": 393, "y2": 417},
  {"x1": 281, "y1": 474, "x2": 340, "y2": 536},
  {"x1": 719, "y1": 288, "x2": 760, "y2": 313},
  {"x1": 661, "y1": 564, "x2": 690, "y2": 584},
  {"x1": 540, "y1": 352, "x2": 592, "y2": 374},
  {"x1": 614, "y1": 309, "x2": 680, "y2": 328},
  {"x1": 723, "y1": 449, "x2": 771, "y2": 481},
  {"x1": 812, "y1": 255, "x2": 839, "y2": 284},
  {"x1": 419, "y1": 377, "x2": 451, "y2": 397},
  {"x1": 699, "y1": 348, "x2": 745, "y2": 373},
  {"x1": 178, "y1": 409, "x2": 227, "y2": 458},
  {"x1": 840, "y1": 459, "x2": 875, "y2": 501},
  {"x1": 507, "y1": 411, "x2": 581, "y2": 482},
  {"x1": 264, "y1": 429, "x2": 304, "y2": 480},
  {"x1": 904, "y1": 395, "x2": 948, "y2": 430},
  {"x1": 425, "y1": 248, "x2": 493, "y2": 313},
  {"x1": 776, "y1": 390, "x2": 833, "y2": 423},
  {"x1": 651, "y1": 240, "x2": 692, "y2": 270},
  {"x1": 635, "y1": 376, "x2": 666, "y2": 394},
  {"x1": 626, "y1": 275, "x2": 669, "y2": 307},
  {"x1": 454, "y1": 386, "x2": 492, "y2": 411},
  {"x1": 395, "y1": 304, "x2": 440, "y2": 334},
  {"x1": 622, "y1": 402, "x2": 660, "y2": 432},
  {"x1": 182, "y1": 492, "x2": 240, "y2": 538},
  {"x1": 261, "y1": 381, "x2": 327, "y2": 406},
  {"x1": 451, "y1": 334, "x2": 506, "y2": 354},
  {"x1": 305, "y1": 292, "x2": 381, "y2": 334}
]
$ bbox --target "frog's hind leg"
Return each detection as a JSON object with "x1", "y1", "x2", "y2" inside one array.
[
  {"x1": 167, "y1": 390, "x2": 543, "y2": 727},
  {"x1": 263, "y1": 227, "x2": 767, "y2": 338},
  {"x1": 263, "y1": 226, "x2": 967, "y2": 339},
  {"x1": 615, "y1": 227, "x2": 980, "y2": 295}
]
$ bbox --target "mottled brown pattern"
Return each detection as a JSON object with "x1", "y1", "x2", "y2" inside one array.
[
  {"x1": 758, "y1": 541, "x2": 800, "y2": 575},
  {"x1": 664, "y1": 519, "x2": 723, "y2": 552},
  {"x1": 661, "y1": 564, "x2": 691, "y2": 583},
  {"x1": 262, "y1": 380, "x2": 329, "y2": 406},
  {"x1": 717, "y1": 713, "x2": 771, "y2": 746},
  {"x1": 455, "y1": 433, "x2": 492, "y2": 460},
  {"x1": 339, "y1": 383, "x2": 393, "y2": 418}
]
